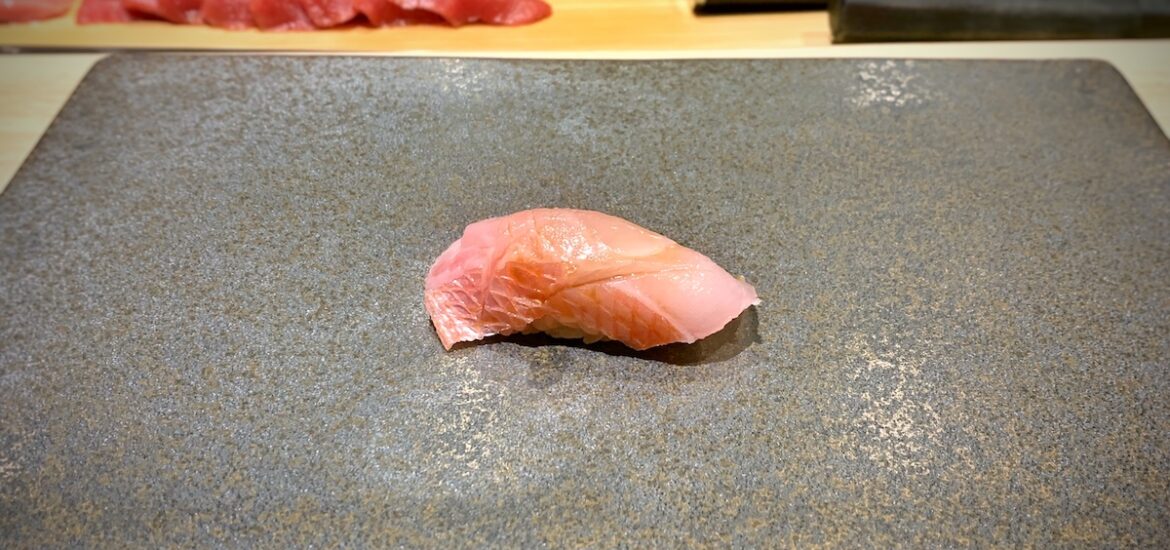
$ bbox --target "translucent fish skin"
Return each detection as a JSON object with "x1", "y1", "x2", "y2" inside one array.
[{"x1": 425, "y1": 208, "x2": 760, "y2": 351}]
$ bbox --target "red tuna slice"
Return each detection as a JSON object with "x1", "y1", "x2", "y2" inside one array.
[
  {"x1": 1, "y1": 0, "x2": 71, "y2": 23},
  {"x1": 392, "y1": 0, "x2": 550, "y2": 26},
  {"x1": 296, "y1": 0, "x2": 354, "y2": 27},
  {"x1": 249, "y1": 0, "x2": 311, "y2": 29},
  {"x1": 202, "y1": 0, "x2": 252, "y2": 28},
  {"x1": 354, "y1": 0, "x2": 441, "y2": 26},
  {"x1": 425, "y1": 208, "x2": 760, "y2": 351},
  {"x1": 124, "y1": 0, "x2": 203, "y2": 23},
  {"x1": 78, "y1": 0, "x2": 137, "y2": 22}
]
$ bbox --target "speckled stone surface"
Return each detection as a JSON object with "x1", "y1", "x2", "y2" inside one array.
[{"x1": 1, "y1": 55, "x2": 1168, "y2": 547}]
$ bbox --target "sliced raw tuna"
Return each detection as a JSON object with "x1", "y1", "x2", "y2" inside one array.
[
  {"x1": 78, "y1": 0, "x2": 135, "y2": 22},
  {"x1": 249, "y1": 0, "x2": 311, "y2": 29},
  {"x1": 0, "y1": 0, "x2": 72, "y2": 22},
  {"x1": 201, "y1": 0, "x2": 250, "y2": 27},
  {"x1": 296, "y1": 0, "x2": 352, "y2": 27},
  {"x1": 123, "y1": 0, "x2": 202, "y2": 23},
  {"x1": 394, "y1": 0, "x2": 550, "y2": 26},
  {"x1": 77, "y1": 0, "x2": 550, "y2": 27},
  {"x1": 354, "y1": 0, "x2": 441, "y2": 26}
]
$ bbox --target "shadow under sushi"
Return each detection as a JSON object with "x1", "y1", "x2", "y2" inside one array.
[{"x1": 466, "y1": 306, "x2": 760, "y2": 366}]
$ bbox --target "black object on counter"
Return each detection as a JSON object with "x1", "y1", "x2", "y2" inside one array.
[{"x1": 831, "y1": 0, "x2": 1170, "y2": 42}]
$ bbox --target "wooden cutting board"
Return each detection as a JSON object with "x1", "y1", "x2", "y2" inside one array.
[{"x1": 1, "y1": 55, "x2": 1168, "y2": 546}]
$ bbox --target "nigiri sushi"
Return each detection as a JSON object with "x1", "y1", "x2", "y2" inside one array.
[{"x1": 424, "y1": 208, "x2": 760, "y2": 351}]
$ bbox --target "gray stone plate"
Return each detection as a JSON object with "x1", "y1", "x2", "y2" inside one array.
[{"x1": 2, "y1": 55, "x2": 1168, "y2": 547}]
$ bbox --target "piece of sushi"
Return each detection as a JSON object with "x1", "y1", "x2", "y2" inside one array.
[{"x1": 424, "y1": 208, "x2": 759, "y2": 351}]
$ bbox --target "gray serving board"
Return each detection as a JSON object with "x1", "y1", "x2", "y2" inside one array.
[{"x1": 2, "y1": 55, "x2": 1168, "y2": 547}]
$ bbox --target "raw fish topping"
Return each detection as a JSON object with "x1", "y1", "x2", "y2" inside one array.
[
  {"x1": 425, "y1": 208, "x2": 760, "y2": 351},
  {"x1": 76, "y1": 0, "x2": 551, "y2": 28}
]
